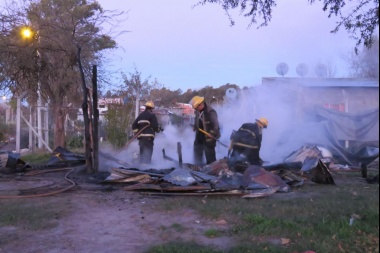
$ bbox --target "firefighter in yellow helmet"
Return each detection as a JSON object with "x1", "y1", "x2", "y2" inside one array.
[
  {"x1": 189, "y1": 96, "x2": 221, "y2": 165},
  {"x1": 132, "y1": 101, "x2": 162, "y2": 164},
  {"x1": 229, "y1": 117, "x2": 268, "y2": 166}
]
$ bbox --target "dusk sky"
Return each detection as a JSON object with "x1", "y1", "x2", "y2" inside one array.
[
  {"x1": 0, "y1": 0, "x2": 359, "y2": 91},
  {"x1": 97, "y1": 0, "x2": 358, "y2": 91}
]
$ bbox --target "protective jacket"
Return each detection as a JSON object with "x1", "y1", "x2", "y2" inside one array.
[
  {"x1": 230, "y1": 122, "x2": 263, "y2": 166},
  {"x1": 231, "y1": 122, "x2": 262, "y2": 149},
  {"x1": 132, "y1": 109, "x2": 160, "y2": 139},
  {"x1": 132, "y1": 108, "x2": 160, "y2": 164},
  {"x1": 194, "y1": 103, "x2": 221, "y2": 141},
  {"x1": 193, "y1": 102, "x2": 220, "y2": 165}
]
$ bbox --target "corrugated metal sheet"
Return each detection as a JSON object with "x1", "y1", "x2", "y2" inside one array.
[{"x1": 262, "y1": 77, "x2": 379, "y2": 87}]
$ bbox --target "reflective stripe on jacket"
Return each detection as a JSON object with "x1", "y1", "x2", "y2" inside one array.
[{"x1": 132, "y1": 109, "x2": 159, "y2": 139}]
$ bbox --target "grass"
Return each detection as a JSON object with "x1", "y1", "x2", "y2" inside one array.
[
  {"x1": 146, "y1": 240, "x2": 220, "y2": 253},
  {"x1": 204, "y1": 228, "x2": 223, "y2": 238},
  {"x1": 20, "y1": 152, "x2": 51, "y2": 164},
  {"x1": 2, "y1": 151, "x2": 378, "y2": 252},
  {"x1": 0, "y1": 197, "x2": 69, "y2": 230},
  {"x1": 147, "y1": 173, "x2": 379, "y2": 253},
  {"x1": 160, "y1": 223, "x2": 188, "y2": 233}
]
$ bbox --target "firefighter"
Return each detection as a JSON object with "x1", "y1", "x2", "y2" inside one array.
[
  {"x1": 229, "y1": 117, "x2": 268, "y2": 166},
  {"x1": 190, "y1": 96, "x2": 221, "y2": 165},
  {"x1": 132, "y1": 101, "x2": 162, "y2": 164}
]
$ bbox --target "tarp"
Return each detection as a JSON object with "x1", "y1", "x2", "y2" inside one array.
[
  {"x1": 271, "y1": 106, "x2": 379, "y2": 166},
  {"x1": 314, "y1": 106, "x2": 379, "y2": 142}
]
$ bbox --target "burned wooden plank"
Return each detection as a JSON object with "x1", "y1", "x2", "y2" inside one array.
[
  {"x1": 139, "y1": 190, "x2": 245, "y2": 196},
  {"x1": 124, "y1": 183, "x2": 212, "y2": 192},
  {"x1": 98, "y1": 151, "x2": 131, "y2": 167},
  {"x1": 106, "y1": 174, "x2": 152, "y2": 183}
]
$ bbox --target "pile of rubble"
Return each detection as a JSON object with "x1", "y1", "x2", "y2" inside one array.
[
  {"x1": 1, "y1": 145, "x2": 378, "y2": 198},
  {"x1": 103, "y1": 145, "x2": 339, "y2": 198}
]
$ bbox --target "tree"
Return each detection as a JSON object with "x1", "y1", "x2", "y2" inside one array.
[
  {"x1": 103, "y1": 103, "x2": 133, "y2": 149},
  {"x1": 120, "y1": 68, "x2": 160, "y2": 118},
  {"x1": 195, "y1": 0, "x2": 379, "y2": 51},
  {"x1": 347, "y1": 36, "x2": 379, "y2": 78},
  {"x1": 150, "y1": 87, "x2": 182, "y2": 108},
  {"x1": 0, "y1": 0, "x2": 118, "y2": 148}
]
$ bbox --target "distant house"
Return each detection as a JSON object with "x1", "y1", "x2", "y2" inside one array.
[
  {"x1": 249, "y1": 77, "x2": 379, "y2": 164},
  {"x1": 257, "y1": 77, "x2": 379, "y2": 116},
  {"x1": 168, "y1": 103, "x2": 195, "y2": 126},
  {"x1": 152, "y1": 108, "x2": 171, "y2": 126},
  {"x1": 77, "y1": 97, "x2": 124, "y2": 122}
]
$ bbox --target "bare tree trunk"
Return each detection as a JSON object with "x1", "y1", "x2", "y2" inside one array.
[
  {"x1": 77, "y1": 45, "x2": 93, "y2": 173},
  {"x1": 54, "y1": 106, "x2": 66, "y2": 148}
]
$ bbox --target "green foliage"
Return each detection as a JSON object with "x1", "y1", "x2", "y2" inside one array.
[
  {"x1": 0, "y1": 199, "x2": 68, "y2": 230},
  {"x1": 170, "y1": 223, "x2": 186, "y2": 232},
  {"x1": 153, "y1": 178, "x2": 379, "y2": 253},
  {"x1": 196, "y1": 0, "x2": 378, "y2": 51},
  {"x1": 66, "y1": 135, "x2": 84, "y2": 149},
  {"x1": 0, "y1": 122, "x2": 15, "y2": 142},
  {"x1": 147, "y1": 240, "x2": 220, "y2": 253},
  {"x1": 0, "y1": 0, "x2": 120, "y2": 148},
  {"x1": 121, "y1": 67, "x2": 160, "y2": 100},
  {"x1": 348, "y1": 36, "x2": 379, "y2": 78},
  {"x1": 204, "y1": 228, "x2": 223, "y2": 238},
  {"x1": 20, "y1": 152, "x2": 51, "y2": 163},
  {"x1": 103, "y1": 103, "x2": 133, "y2": 149}
]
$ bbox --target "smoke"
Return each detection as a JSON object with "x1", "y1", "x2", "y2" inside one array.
[
  {"x1": 98, "y1": 86, "x2": 316, "y2": 170},
  {"x1": 100, "y1": 83, "x2": 377, "y2": 170}
]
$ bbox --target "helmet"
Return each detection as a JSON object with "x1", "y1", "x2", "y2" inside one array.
[
  {"x1": 189, "y1": 96, "x2": 204, "y2": 109},
  {"x1": 256, "y1": 117, "x2": 268, "y2": 128},
  {"x1": 145, "y1": 101, "x2": 155, "y2": 108}
]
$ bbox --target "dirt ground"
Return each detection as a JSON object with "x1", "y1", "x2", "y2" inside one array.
[
  {"x1": 0, "y1": 140, "x2": 378, "y2": 253},
  {"x1": 0, "y1": 164, "x2": 241, "y2": 253}
]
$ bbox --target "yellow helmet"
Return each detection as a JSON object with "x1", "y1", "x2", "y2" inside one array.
[
  {"x1": 256, "y1": 117, "x2": 268, "y2": 128},
  {"x1": 189, "y1": 96, "x2": 204, "y2": 109},
  {"x1": 145, "y1": 101, "x2": 155, "y2": 108}
]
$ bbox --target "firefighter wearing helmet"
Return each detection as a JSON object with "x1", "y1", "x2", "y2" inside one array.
[
  {"x1": 132, "y1": 101, "x2": 163, "y2": 164},
  {"x1": 189, "y1": 96, "x2": 221, "y2": 165},
  {"x1": 229, "y1": 117, "x2": 268, "y2": 166}
]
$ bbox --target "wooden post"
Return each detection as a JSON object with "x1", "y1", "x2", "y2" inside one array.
[
  {"x1": 177, "y1": 142, "x2": 182, "y2": 168},
  {"x1": 92, "y1": 65, "x2": 99, "y2": 173},
  {"x1": 77, "y1": 46, "x2": 93, "y2": 173}
]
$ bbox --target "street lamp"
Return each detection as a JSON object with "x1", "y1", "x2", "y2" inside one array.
[
  {"x1": 20, "y1": 26, "x2": 45, "y2": 149},
  {"x1": 21, "y1": 27, "x2": 34, "y2": 39}
]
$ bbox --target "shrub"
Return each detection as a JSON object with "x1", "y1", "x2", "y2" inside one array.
[{"x1": 103, "y1": 103, "x2": 134, "y2": 149}]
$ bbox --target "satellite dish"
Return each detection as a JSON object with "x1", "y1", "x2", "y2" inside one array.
[
  {"x1": 276, "y1": 62, "x2": 289, "y2": 77},
  {"x1": 296, "y1": 63, "x2": 309, "y2": 77},
  {"x1": 314, "y1": 63, "x2": 327, "y2": 78},
  {"x1": 225, "y1": 88, "x2": 237, "y2": 102}
]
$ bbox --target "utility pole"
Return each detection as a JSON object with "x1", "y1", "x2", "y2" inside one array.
[{"x1": 135, "y1": 89, "x2": 140, "y2": 119}]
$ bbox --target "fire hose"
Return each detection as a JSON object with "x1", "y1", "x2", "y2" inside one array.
[
  {"x1": 124, "y1": 124, "x2": 150, "y2": 148},
  {"x1": 196, "y1": 128, "x2": 229, "y2": 148},
  {"x1": 0, "y1": 167, "x2": 77, "y2": 199}
]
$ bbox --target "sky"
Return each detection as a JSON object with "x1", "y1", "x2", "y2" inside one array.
[{"x1": 97, "y1": 0, "x2": 357, "y2": 91}]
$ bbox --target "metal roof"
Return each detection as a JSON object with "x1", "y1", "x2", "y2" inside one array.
[{"x1": 261, "y1": 77, "x2": 379, "y2": 88}]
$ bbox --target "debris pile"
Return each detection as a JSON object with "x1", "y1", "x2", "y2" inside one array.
[{"x1": 102, "y1": 145, "x2": 341, "y2": 198}]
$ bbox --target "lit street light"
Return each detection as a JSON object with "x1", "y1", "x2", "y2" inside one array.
[
  {"x1": 21, "y1": 27, "x2": 34, "y2": 39},
  {"x1": 20, "y1": 26, "x2": 46, "y2": 150}
]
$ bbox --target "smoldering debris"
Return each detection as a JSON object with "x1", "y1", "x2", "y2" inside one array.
[
  {"x1": 1, "y1": 144, "x2": 378, "y2": 199},
  {"x1": 0, "y1": 146, "x2": 85, "y2": 174},
  {"x1": 101, "y1": 145, "x2": 361, "y2": 198}
]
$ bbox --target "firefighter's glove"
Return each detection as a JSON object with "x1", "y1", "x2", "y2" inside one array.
[
  {"x1": 209, "y1": 130, "x2": 220, "y2": 139},
  {"x1": 206, "y1": 138, "x2": 216, "y2": 145}
]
